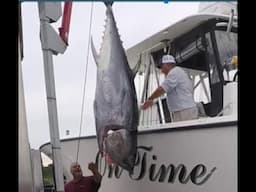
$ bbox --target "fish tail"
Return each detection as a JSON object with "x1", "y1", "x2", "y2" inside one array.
[{"x1": 104, "y1": 1, "x2": 114, "y2": 7}]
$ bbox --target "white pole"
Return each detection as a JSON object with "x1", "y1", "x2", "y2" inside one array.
[
  {"x1": 38, "y1": 2, "x2": 65, "y2": 192},
  {"x1": 42, "y1": 49, "x2": 64, "y2": 192}
]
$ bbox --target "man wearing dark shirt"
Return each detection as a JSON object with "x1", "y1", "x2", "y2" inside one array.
[{"x1": 65, "y1": 162, "x2": 102, "y2": 192}]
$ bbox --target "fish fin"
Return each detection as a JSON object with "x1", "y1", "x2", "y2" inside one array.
[
  {"x1": 91, "y1": 36, "x2": 99, "y2": 66},
  {"x1": 104, "y1": 1, "x2": 114, "y2": 7},
  {"x1": 131, "y1": 54, "x2": 142, "y2": 79}
]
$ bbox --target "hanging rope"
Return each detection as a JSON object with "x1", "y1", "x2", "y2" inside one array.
[{"x1": 76, "y1": 2, "x2": 94, "y2": 163}]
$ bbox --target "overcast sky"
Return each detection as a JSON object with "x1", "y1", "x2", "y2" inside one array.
[{"x1": 21, "y1": 1, "x2": 200, "y2": 149}]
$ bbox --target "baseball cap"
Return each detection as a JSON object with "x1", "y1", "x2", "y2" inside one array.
[
  {"x1": 157, "y1": 54, "x2": 176, "y2": 68},
  {"x1": 161, "y1": 54, "x2": 176, "y2": 64}
]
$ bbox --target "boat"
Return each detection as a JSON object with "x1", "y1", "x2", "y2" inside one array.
[
  {"x1": 40, "y1": 6, "x2": 238, "y2": 192},
  {"x1": 19, "y1": 2, "x2": 238, "y2": 192}
]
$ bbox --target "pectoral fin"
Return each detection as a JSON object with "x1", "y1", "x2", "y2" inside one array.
[{"x1": 91, "y1": 36, "x2": 99, "y2": 66}]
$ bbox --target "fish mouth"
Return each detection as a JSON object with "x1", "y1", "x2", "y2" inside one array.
[{"x1": 102, "y1": 126, "x2": 130, "y2": 166}]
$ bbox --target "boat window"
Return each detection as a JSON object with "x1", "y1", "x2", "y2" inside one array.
[
  {"x1": 192, "y1": 70, "x2": 211, "y2": 104},
  {"x1": 205, "y1": 32, "x2": 221, "y2": 84},
  {"x1": 175, "y1": 37, "x2": 205, "y2": 63},
  {"x1": 214, "y1": 29, "x2": 238, "y2": 82},
  {"x1": 174, "y1": 37, "x2": 208, "y2": 71},
  {"x1": 200, "y1": 31, "x2": 227, "y2": 117}
]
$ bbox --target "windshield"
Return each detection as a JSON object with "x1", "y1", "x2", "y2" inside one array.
[{"x1": 215, "y1": 29, "x2": 238, "y2": 81}]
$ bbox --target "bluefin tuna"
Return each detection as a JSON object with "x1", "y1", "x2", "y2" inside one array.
[{"x1": 91, "y1": 2, "x2": 139, "y2": 173}]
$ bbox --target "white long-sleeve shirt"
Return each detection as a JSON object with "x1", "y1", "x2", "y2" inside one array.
[{"x1": 161, "y1": 66, "x2": 196, "y2": 112}]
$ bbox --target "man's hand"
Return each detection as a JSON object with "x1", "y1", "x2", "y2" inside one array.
[
  {"x1": 88, "y1": 162, "x2": 102, "y2": 183},
  {"x1": 141, "y1": 86, "x2": 165, "y2": 110},
  {"x1": 141, "y1": 99, "x2": 153, "y2": 110},
  {"x1": 88, "y1": 162, "x2": 97, "y2": 172}
]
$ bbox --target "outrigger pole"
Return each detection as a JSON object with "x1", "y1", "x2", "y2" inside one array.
[{"x1": 38, "y1": 2, "x2": 72, "y2": 192}]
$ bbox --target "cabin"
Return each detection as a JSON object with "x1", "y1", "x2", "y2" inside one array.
[{"x1": 126, "y1": 12, "x2": 237, "y2": 128}]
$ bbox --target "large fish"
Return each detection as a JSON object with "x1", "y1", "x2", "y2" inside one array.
[{"x1": 91, "y1": 2, "x2": 139, "y2": 173}]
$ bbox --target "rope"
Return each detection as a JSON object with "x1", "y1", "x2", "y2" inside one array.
[{"x1": 76, "y1": 2, "x2": 94, "y2": 163}]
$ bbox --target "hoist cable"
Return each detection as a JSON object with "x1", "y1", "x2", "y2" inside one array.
[{"x1": 76, "y1": 2, "x2": 94, "y2": 163}]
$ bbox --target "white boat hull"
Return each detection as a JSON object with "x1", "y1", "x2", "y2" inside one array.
[{"x1": 41, "y1": 120, "x2": 237, "y2": 192}]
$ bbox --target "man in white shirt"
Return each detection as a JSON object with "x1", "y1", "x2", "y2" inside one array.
[{"x1": 141, "y1": 54, "x2": 198, "y2": 122}]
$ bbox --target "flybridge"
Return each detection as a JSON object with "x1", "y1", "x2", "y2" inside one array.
[{"x1": 126, "y1": 13, "x2": 238, "y2": 126}]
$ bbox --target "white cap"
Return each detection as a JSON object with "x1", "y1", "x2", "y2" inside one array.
[{"x1": 161, "y1": 54, "x2": 176, "y2": 64}]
